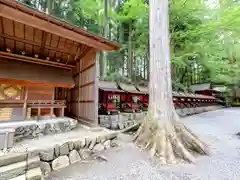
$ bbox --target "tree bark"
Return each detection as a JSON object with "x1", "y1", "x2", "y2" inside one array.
[
  {"x1": 46, "y1": 0, "x2": 52, "y2": 14},
  {"x1": 134, "y1": 0, "x2": 209, "y2": 164},
  {"x1": 128, "y1": 21, "x2": 133, "y2": 79}
]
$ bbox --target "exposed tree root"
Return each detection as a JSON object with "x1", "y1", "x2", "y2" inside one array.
[{"x1": 134, "y1": 110, "x2": 209, "y2": 164}]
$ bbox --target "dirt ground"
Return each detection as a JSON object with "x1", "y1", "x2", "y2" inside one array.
[{"x1": 49, "y1": 108, "x2": 240, "y2": 180}]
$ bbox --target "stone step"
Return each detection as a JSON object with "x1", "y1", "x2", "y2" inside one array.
[
  {"x1": 0, "y1": 152, "x2": 28, "y2": 167},
  {"x1": 8, "y1": 167, "x2": 42, "y2": 180},
  {"x1": 0, "y1": 156, "x2": 40, "y2": 180}
]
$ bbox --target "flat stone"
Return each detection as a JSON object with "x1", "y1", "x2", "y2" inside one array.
[
  {"x1": 26, "y1": 167, "x2": 42, "y2": 180},
  {"x1": 8, "y1": 167, "x2": 42, "y2": 180},
  {"x1": 68, "y1": 141, "x2": 74, "y2": 151},
  {"x1": 39, "y1": 147, "x2": 54, "y2": 161},
  {"x1": 0, "y1": 152, "x2": 27, "y2": 167},
  {"x1": 51, "y1": 155, "x2": 69, "y2": 171},
  {"x1": 92, "y1": 143, "x2": 105, "y2": 153},
  {"x1": 103, "y1": 140, "x2": 111, "y2": 149},
  {"x1": 59, "y1": 142, "x2": 69, "y2": 156},
  {"x1": 78, "y1": 149, "x2": 91, "y2": 160},
  {"x1": 40, "y1": 161, "x2": 51, "y2": 177},
  {"x1": 69, "y1": 150, "x2": 81, "y2": 164},
  {"x1": 0, "y1": 156, "x2": 40, "y2": 180}
]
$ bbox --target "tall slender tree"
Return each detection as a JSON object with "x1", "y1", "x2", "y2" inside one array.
[{"x1": 134, "y1": 0, "x2": 209, "y2": 163}]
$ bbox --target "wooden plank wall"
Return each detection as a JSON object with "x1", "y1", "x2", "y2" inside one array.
[
  {"x1": 0, "y1": 84, "x2": 22, "y2": 120},
  {"x1": 28, "y1": 86, "x2": 54, "y2": 116},
  {"x1": 70, "y1": 49, "x2": 98, "y2": 125}
]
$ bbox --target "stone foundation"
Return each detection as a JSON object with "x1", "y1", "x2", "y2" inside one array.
[
  {"x1": 0, "y1": 117, "x2": 78, "y2": 142},
  {"x1": 0, "y1": 130, "x2": 118, "y2": 179},
  {"x1": 38, "y1": 136, "x2": 115, "y2": 178},
  {"x1": 99, "y1": 106, "x2": 222, "y2": 130}
]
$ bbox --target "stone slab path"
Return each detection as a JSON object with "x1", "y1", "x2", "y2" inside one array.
[{"x1": 49, "y1": 108, "x2": 240, "y2": 180}]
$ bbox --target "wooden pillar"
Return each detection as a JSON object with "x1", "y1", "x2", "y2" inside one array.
[
  {"x1": 22, "y1": 87, "x2": 28, "y2": 120},
  {"x1": 61, "y1": 107, "x2": 64, "y2": 117},
  {"x1": 94, "y1": 52, "x2": 100, "y2": 125},
  {"x1": 37, "y1": 108, "x2": 41, "y2": 120},
  {"x1": 50, "y1": 107, "x2": 54, "y2": 118},
  {"x1": 51, "y1": 87, "x2": 55, "y2": 118},
  {"x1": 78, "y1": 61, "x2": 81, "y2": 121}
]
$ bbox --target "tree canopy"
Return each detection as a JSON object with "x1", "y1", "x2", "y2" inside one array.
[{"x1": 19, "y1": 0, "x2": 240, "y2": 89}]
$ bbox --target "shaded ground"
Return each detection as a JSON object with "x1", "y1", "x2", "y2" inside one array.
[{"x1": 49, "y1": 108, "x2": 240, "y2": 180}]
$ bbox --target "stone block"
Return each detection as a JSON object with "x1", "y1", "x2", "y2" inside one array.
[
  {"x1": 117, "y1": 115, "x2": 124, "y2": 129},
  {"x1": 85, "y1": 137, "x2": 92, "y2": 148},
  {"x1": 88, "y1": 138, "x2": 97, "y2": 150},
  {"x1": 0, "y1": 152, "x2": 27, "y2": 167},
  {"x1": 92, "y1": 143, "x2": 105, "y2": 153},
  {"x1": 73, "y1": 140, "x2": 85, "y2": 150},
  {"x1": 103, "y1": 140, "x2": 111, "y2": 149},
  {"x1": 39, "y1": 147, "x2": 54, "y2": 161},
  {"x1": 54, "y1": 144, "x2": 60, "y2": 158},
  {"x1": 121, "y1": 113, "x2": 134, "y2": 121},
  {"x1": 40, "y1": 161, "x2": 51, "y2": 178},
  {"x1": 69, "y1": 119, "x2": 78, "y2": 130},
  {"x1": 0, "y1": 128, "x2": 15, "y2": 150},
  {"x1": 69, "y1": 150, "x2": 81, "y2": 164},
  {"x1": 68, "y1": 141, "x2": 74, "y2": 151},
  {"x1": 26, "y1": 167, "x2": 42, "y2": 180},
  {"x1": 78, "y1": 149, "x2": 91, "y2": 160},
  {"x1": 51, "y1": 155, "x2": 69, "y2": 171},
  {"x1": 133, "y1": 112, "x2": 144, "y2": 121},
  {"x1": 9, "y1": 167, "x2": 43, "y2": 180},
  {"x1": 97, "y1": 135, "x2": 106, "y2": 144},
  {"x1": 0, "y1": 156, "x2": 40, "y2": 180},
  {"x1": 59, "y1": 142, "x2": 69, "y2": 156}
]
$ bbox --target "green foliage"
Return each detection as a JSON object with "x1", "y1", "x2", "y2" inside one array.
[{"x1": 20, "y1": 0, "x2": 240, "y2": 90}]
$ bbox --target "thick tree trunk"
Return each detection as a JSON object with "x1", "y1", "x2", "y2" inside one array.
[
  {"x1": 128, "y1": 21, "x2": 133, "y2": 79},
  {"x1": 135, "y1": 0, "x2": 209, "y2": 164},
  {"x1": 46, "y1": 0, "x2": 52, "y2": 14},
  {"x1": 101, "y1": 0, "x2": 109, "y2": 80}
]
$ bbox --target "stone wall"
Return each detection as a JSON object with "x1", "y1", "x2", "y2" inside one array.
[
  {"x1": 99, "y1": 106, "x2": 222, "y2": 130},
  {"x1": 0, "y1": 118, "x2": 78, "y2": 142},
  {"x1": 38, "y1": 133, "x2": 117, "y2": 178},
  {"x1": 0, "y1": 130, "x2": 117, "y2": 179}
]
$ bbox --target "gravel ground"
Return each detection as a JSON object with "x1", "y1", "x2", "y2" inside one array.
[{"x1": 49, "y1": 108, "x2": 240, "y2": 180}]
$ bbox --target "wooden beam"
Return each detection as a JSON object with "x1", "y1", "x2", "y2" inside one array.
[
  {"x1": 78, "y1": 47, "x2": 92, "y2": 62},
  {"x1": 0, "y1": 17, "x2": 6, "y2": 50},
  {"x1": 0, "y1": 78, "x2": 74, "y2": 88},
  {"x1": 22, "y1": 86, "x2": 28, "y2": 119},
  {"x1": 39, "y1": 31, "x2": 47, "y2": 57},
  {"x1": 0, "y1": 33, "x2": 74, "y2": 55},
  {"x1": 79, "y1": 81, "x2": 95, "y2": 88},
  {"x1": 0, "y1": 51, "x2": 74, "y2": 69},
  {"x1": 0, "y1": 3, "x2": 118, "y2": 51}
]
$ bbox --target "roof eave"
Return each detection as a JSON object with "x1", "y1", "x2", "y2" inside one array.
[{"x1": 0, "y1": 0, "x2": 120, "y2": 52}]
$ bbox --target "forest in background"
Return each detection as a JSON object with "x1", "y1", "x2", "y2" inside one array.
[{"x1": 19, "y1": 0, "x2": 240, "y2": 93}]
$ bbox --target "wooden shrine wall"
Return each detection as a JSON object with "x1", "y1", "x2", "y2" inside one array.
[
  {"x1": 0, "y1": 84, "x2": 22, "y2": 120},
  {"x1": 70, "y1": 49, "x2": 98, "y2": 125},
  {"x1": 28, "y1": 86, "x2": 54, "y2": 116}
]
